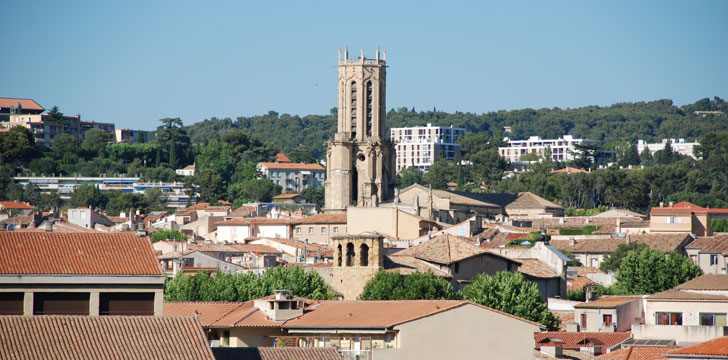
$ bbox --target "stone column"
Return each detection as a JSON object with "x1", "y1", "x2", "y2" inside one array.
[
  {"x1": 89, "y1": 291, "x2": 100, "y2": 316},
  {"x1": 23, "y1": 292, "x2": 34, "y2": 315}
]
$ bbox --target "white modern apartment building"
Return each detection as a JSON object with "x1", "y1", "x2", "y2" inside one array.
[
  {"x1": 636, "y1": 138, "x2": 699, "y2": 159},
  {"x1": 498, "y1": 135, "x2": 599, "y2": 163},
  {"x1": 390, "y1": 123, "x2": 465, "y2": 173}
]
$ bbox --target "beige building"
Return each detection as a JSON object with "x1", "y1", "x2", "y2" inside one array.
[
  {"x1": 166, "y1": 294, "x2": 542, "y2": 360},
  {"x1": 0, "y1": 232, "x2": 165, "y2": 317},
  {"x1": 574, "y1": 296, "x2": 643, "y2": 332},
  {"x1": 292, "y1": 213, "x2": 347, "y2": 245},
  {"x1": 632, "y1": 274, "x2": 728, "y2": 344},
  {"x1": 346, "y1": 205, "x2": 440, "y2": 241},
  {"x1": 650, "y1": 202, "x2": 712, "y2": 236},
  {"x1": 686, "y1": 235, "x2": 728, "y2": 274},
  {"x1": 114, "y1": 128, "x2": 154, "y2": 144},
  {"x1": 390, "y1": 123, "x2": 465, "y2": 173},
  {"x1": 215, "y1": 218, "x2": 292, "y2": 242},
  {"x1": 325, "y1": 47, "x2": 396, "y2": 212},
  {"x1": 397, "y1": 183, "x2": 502, "y2": 223}
]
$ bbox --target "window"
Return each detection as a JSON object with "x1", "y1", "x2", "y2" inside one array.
[
  {"x1": 296, "y1": 227, "x2": 301, "y2": 234},
  {"x1": 581, "y1": 313, "x2": 587, "y2": 329},
  {"x1": 656, "y1": 312, "x2": 682, "y2": 325},
  {"x1": 603, "y1": 314, "x2": 613, "y2": 326},
  {"x1": 99, "y1": 292, "x2": 154, "y2": 316},
  {"x1": 454, "y1": 262, "x2": 459, "y2": 274},
  {"x1": 700, "y1": 313, "x2": 727, "y2": 326},
  {"x1": 710, "y1": 254, "x2": 719, "y2": 266},
  {"x1": 0, "y1": 292, "x2": 24, "y2": 315},
  {"x1": 333, "y1": 227, "x2": 339, "y2": 233},
  {"x1": 308, "y1": 227, "x2": 314, "y2": 234},
  {"x1": 667, "y1": 217, "x2": 682, "y2": 224},
  {"x1": 321, "y1": 227, "x2": 326, "y2": 234}
]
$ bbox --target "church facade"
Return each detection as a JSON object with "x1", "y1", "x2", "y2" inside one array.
[{"x1": 325, "y1": 48, "x2": 396, "y2": 212}]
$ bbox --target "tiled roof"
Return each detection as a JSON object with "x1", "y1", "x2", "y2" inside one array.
[
  {"x1": 569, "y1": 266, "x2": 607, "y2": 277},
  {"x1": 666, "y1": 201, "x2": 728, "y2": 214},
  {"x1": 675, "y1": 274, "x2": 728, "y2": 291},
  {"x1": 212, "y1": 347, "x2": 343, "y2": 360},
  {"x1": 518, "y1": 259, "x2": 558, "y2": 278},
  {"x1": 534, "y1": 331, "x2": 632, "y2": 349},
  {"x1": 275, "y1": 153, "x2": 291, "y2": 163},
  {"x1": 249, "y1": 238, "x2": 334, "y2": 257},
  {"x1": 650, "y1": 207, "x2": 694, "y2": 216},
  {"x1": 686, "y1": 235, "x2": 728, "y2": 254},
  {"x1": 553, "y1": 311, "x2": 575, "y2": 329},
  {"x1": 190, "y1": 243, "x2": 282, "y2": 254},
  {"x1": 216, "y1": 218, "x2": 292, "y2": 226},
  {"x1": 384, "y1": 254, "x2": 452, "y2": 278},
  {"x1": 186, "y1": 202, "x2": 210, "y2": 210},
  {"x1": 0, "y1": 97, "x2": 44, "y2": 111},
  {"x1": 665, "y1": 335, "x2": 728, "y2": 357},
  {"x1": 0, "y1": 232, "x2": 163, "y2": 275},
  {"x1": 647, "y1": 289, "x2": 728, "y2": 302},
  {"x1": 229, "y1": 206, "x2": 257, "y2": 217},
  {"x1": 593, "y1": 209, "x2": 646, "y2": 218},
  {"x1": 391, "y1": 234, "x2": 499, "y2": 265},
  {"x1": 574, "y1": 296, "x2": 641, "y2": 309},
  {"x1": 0, "y1": 201, "x2": 35, "y2": 209},
  {"x1": 164, "y1": 302, "x2": 247, "y2": 326},
  {"x1": 0, "y1": 315, "x2": 214, "y2": 360},
  {"x1": 294, "y1": 213, "x2": 347, "y2": 224},
  {"x1": 550, "y1": 234, "x2": 691, "y2": 254},
  {"x1": 259, "y1": 162, "x2": 324, "y2": 170},
  {"x1": 551, "y1": 167, "x2": 589, "y2": 174},
  {"x1": 596, "y1": 346, "x2": 675, "y2": 360},
  {"x1": 507, "y1": 192, "x2": 564, "y2": 210},
  {"x1": 283, "y1": 300, "x2": 468, "y2": 329},
  {"x1": 273, "y1": 193, "x2": 304, "y2": 199},
  {"x1": 568, "y1": 276, "x2": 597, "y2": 290}
]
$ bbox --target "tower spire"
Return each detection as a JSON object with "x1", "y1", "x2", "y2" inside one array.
[
  {"x1": 344, "y1": 46, "x2": 348, "y2": 60},
  {"x1": 360, "y1": 47, "x2": 364, "y2": 59},
  {"x1": 338, "y1": 47, "x2": 341, "y2": 61},
  {"x1": 383, "y1": 48, "x2": 387, "y2": 61},
  {"x1": 376, "y1": 46, "x2": 380, "y2": 60}
]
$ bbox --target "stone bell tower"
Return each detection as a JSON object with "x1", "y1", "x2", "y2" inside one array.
[
  {"x1": 324, "y1": 47, "x2": 396, "y2": 213},
  {"x1": 331, "y1": 234, "x2": 384, "y2": 299}
]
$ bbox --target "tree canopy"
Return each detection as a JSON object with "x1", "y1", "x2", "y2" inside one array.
[
  {"x1": 614, "y1": 248, "x2": 702, "y2": 294},
  {"x1": 358, "y1": 271, "x2": 456, "y2": 300}
]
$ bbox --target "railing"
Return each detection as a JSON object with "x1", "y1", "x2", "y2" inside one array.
[
  {"x1": 339, "y1": 59, "x2": 385, "y2": 66},
  {"x1": 339, "y1": 350, "x2": 372, "y2": 360}
]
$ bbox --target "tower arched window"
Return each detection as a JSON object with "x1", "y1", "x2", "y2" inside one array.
[
  {"x1": 365, "y1": 81, "x2": 373, "y2": 136},
  {"x1": 360, "y1": 243, "x2": 369, "y2": 266},
  {"x1": 346, "y1": 242, "x2": 355, "y2": 267},
  {"x1": 337, "y1": 244, "x2": 342, "y2": 267}
]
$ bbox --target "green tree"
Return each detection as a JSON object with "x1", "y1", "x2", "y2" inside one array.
[
  {"x1": 424, "y1": 159, "x2": 457, "y2": 189},
  {"x1": 38, "y1": 191, "x2": 62, "y2": 211},
  {"x1": 599, "y1": 243, "x2": 649, "y2": 273},
  {"x1": 460, "y1": 271, "x2": 559, "y2": 330},
  {"x1": 150, "y1": 229, "x2": 188, "y2": 243},
  {"x1": 396, "y1": 166, "x2": 426, "y2": 188},
  {"x1": 615, "y1": 248, "x2": 702, "y2": 294},
  {"x1": 82, "y1": 128, "x2": 110, "y2": 159},
  {"x1": 156, "y1": 117, "x2": 191, "y2": 169},
  {"x1": 44, "y1": 105, "x2": 65, "y2": 124},
  {"x1": 195, "y1": 169, "x2": 226, "y2": 203},
  {"x1": 261, "y1": 266, "x2": 336, "y2": 300},
  {"x1": 359, "y1": 271, "x2": 456, "y2": 300},
  {"x1": 22, "y1": 182, "x2": 41, "y2": 206},
  {"x1": 165, "y1": 271, "x2": 197, "y2": 301},
  {"x1": 69, "y1": 183, "x2": 105, "y2": 208},
  {"x1": 713, "y1": 219, "x2": 728, "y2": 232},
  {"x1": 619, "y1": 143, "x2": 641, "y2": 167},
  {"x1": 301, "y1": 186, "x2": 324, "y2": 211},
  {"x1": 654, "y1": 140, "x2": 675, "y2": 165},
  {"x1": 1, "y1": 126, "x2": 36, "y2": 163},
  {"x1": 228, "y1": 178, "x2": 281, "y2": 203},
  {"x1": 570, "y1": 143, "x2": 602, "y2": 170}
]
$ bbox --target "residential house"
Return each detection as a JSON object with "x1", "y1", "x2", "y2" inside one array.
[
  {"x1": 258, "y1": 162, "x2": 325, "y2": 193},
  {"x1": 176, "y1": 163, "x2": 196, "y2": 177},
  {"x1": 574, "y1": 296, "x2": 643, "y2": 332},
  {"x1": 67, "y1": 207, "x2": 116, "y2": 230},
  {"x1": 549, "y1": 233, "x2": 694, "y2": 269},
  {"x1": 518, "y1": 241, "x2": 570, "y2": 300},
  {"x1": 293, "y1": 213, "x2": 347, "y2": 245},
  {"x1": 216, "y1": 218, "x2": 292, "y2": 242},
  {"x1": 686, "y1": 235, "x2": 728, "y2": 274},
  {"x1": 664, "y1": 335, "x2": 728, "y2": 359},
  {"x1": 385, "y1": 234, "x2": 521, "y2": 291},
  {"x1": 0, "y1": 316, "x2": 215, "y2": 360},
  {"x1": 166, "y1": 293, "x2": 543, "y2": 360},
  {"x1": 535, "y1": 332, "x2": 633, "y2": 357},
  {"x1": 188, "y1": 243, "x2": 282, "y2": 272},
  {"x1": 491, "y1": 192, "x2": 566, "y2": 218},
  {"x1": 272, "y1": 193, "x2": 308, "y2": 204},
  {"x1": 211, "y1": 348, "x2": 343, "y2": 360},
  {"x1": 0, "y1": 232, "x2": 165, "y2": 316},
  {"x1": 632, "y1": 274, "x2": 728, "y2": 343},
  {"x1": 245, "y1": 237, "x2": 333, "y2": 264},
  {"x1": 650, "y1": 202, "x2": 712, "y2": 236}
]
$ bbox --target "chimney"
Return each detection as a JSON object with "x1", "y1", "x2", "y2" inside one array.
[
  {"x1": 659, "y1": 202, "x2": 664, "y2": 208},
  {"x1": 569, "y1": 238, "x2": 576, "y2": 246},
  {"x1": 668, "y1": 202, "x2": 674, "y2": 207}
]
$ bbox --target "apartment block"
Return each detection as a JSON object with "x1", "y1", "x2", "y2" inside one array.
[
  {"x1": 390, "y1": 123, "x2": 465, "y2": 173},
  {"x1": 115, "y1": 128, "x2": 155, "y2": 144},
  {"x1": 498, "y1": 135, "x2": 599, "y2": 163},
  {"x1": 637, "y1": 138, "x2": 699, "y2": 159}
]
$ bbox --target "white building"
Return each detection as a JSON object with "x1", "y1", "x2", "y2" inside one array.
[
  {"x1": 498, "y1": 135, "x2": 599, "y2": 163},
  {"x1": 636, "y1": 139, "x2": 699, "y2": 159},
  {"x1": 390, "y1": 123, "x2": 465, "y2": 173}
]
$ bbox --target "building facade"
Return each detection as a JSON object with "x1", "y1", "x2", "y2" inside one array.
[
  {"x1": 325, "y1": 47, "x2": 396, "y2": 211},
  {"x1": 257, "y1": 162, "x2": 325, "y2": 193},
  {"x1": 498, "y1": 135, "x2": 600, "y2": 163},
  {"x1": 390, "y1": 123, "x2": 465, "y2": 173},
  {"x1": 637, "y1": 138, "x2": 699, "y2": 159},
  {"x1": 114, "y1": 128, "x2": 155, "y2": 144}
]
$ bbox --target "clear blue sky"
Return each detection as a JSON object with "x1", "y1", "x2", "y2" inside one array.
[{"x1": 3, "y1": 1, "x2": 727, "y2": 130}]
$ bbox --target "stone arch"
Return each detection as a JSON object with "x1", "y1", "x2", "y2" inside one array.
[
  {"x1": 346, "y1": 242, "x2": 355, "y2": 267},
  {"x1": 360, "y1": 243, "x2": 369, "y2": 266},
  {"x1": 337, "y1": 244, "x2": 342, "y2": 267}
]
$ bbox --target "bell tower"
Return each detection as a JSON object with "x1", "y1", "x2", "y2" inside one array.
[{"x1": 325, "y1": 47, "x2": 396, "y2": 212}]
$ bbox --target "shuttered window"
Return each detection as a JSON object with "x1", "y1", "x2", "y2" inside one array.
[
  {"x1": 0, "y1": 292, "x2": 24, "y2": 315},
  {"x1": 33, "y1": 292, "x2": 89, "y2": 315},
  {"x1": 100, "y1": 292, "x2": 155, "y2": 316}
]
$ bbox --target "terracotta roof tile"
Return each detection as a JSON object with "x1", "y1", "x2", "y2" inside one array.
[
  {"x1": 0, "y1": 97, "x2": 44, "y2": 111},
  {"x1": 164, "y1": 302, "x2": 247, "y2": 327},
  {"x1": 274, "y1": 153, "x2": 291, "y2": 163},
  {"x1": 568, "y1": 276, "x2": 597, "y2": 290},
  {"x1": 0, "y1": 315, "x2": 215, "y2": 360},
  {"x1": 550, "y1": 234, "x2": 691, "y2": 254},
  {"x1": 0, "y1": 201, "x2": 35, "y2": 209},
  {"x1": 294, "y1": 213, "x2": 347, "y2": 224},
  {"x1": 647, "y1": 289, "x2": 728, "y2": 302},
  {"x1": 596, "y1": 346, "x2": 676, "y2": 360},
  {"x1": 187, "y1": 203, "x2": 210, "y2": 210},
  {"x1": 259, "y1": 162, "x2": 324, "y2": 170},
  {"x1": 189, "y1": 243, "x2": 282, "y2": 254},
  {"x1": 686, "y1": 235, "x2": 728, "y2": 254},
  {"x1": 534, "y1": 331, "x2": 632, "y2": 349},
  {"x1": 392, "y1": 234, "x2": 495, "y2": 265},
  {"x1": 666, "y1": 335, "x2": 728, "y2": 357},
  {"x1": 212, "y1": 347, "x2": 343, "y2": 360},
  {"x1": 273, "y1": 193, "x2": 304, "y2": 199},
  {"x1": 574, "y1": 296, "x2": 641, "y2": 309},
  {"x1": 384, "y1": 255, "x2": 452, "y2": 278},
  {"x1": 650, "y1": 207, "x2": 694, "y2": 216},
  {"x1": 518, "y1": 258, "x2": 559, "y2": 278},
  {"x1": 229, "y1": 206, "x2": 258, "y2": 217},
  {"x1": 674, "y1": 274, "x2": 728, "y2": 291},
  {"x1": 507, "y1": 192, "x2": 564, "y2": 210},
  {"x1": 552, "y1": 311, "x2": 575, "y2": 329},
  {"x1": 216, "y1": 218, "x2": 292, "y2": 226},
  {"x1": 552, "y1": 167, "x2": 589, "y2": 174},
  {"x1": 0, "y1": 232, "x2": 162, "y2": 275}
]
